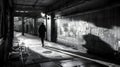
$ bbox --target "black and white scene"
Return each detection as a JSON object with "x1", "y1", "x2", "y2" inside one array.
[{"x1": 0, "y1": 0, "x2": 120, "y2": 67}]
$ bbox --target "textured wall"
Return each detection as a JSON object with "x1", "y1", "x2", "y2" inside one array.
[{"x1": 57, "y1": 6, "x2": 120, "y2": 56}]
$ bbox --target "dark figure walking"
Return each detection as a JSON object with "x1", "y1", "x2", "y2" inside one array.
[{"x1": 39, "y1": 23, "x2": 46, "y2": 47}]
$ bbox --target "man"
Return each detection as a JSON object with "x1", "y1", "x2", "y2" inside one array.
[{"x1": 39, "y1": 23, "x2": 46, "y2": 47}]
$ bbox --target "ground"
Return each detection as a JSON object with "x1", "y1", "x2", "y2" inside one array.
[{"x1": 7, "y1": 32, "x2": 120, "y2": 67}]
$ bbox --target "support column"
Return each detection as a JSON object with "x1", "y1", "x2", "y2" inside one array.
[
  {"x1": 0, "y1": 0, "x2": 13, "y2": 66},
  {"x1": 51, "y1": 13, "x2": 57, "y2": 42},
  {"x1": 0, "y1": 0, "x2": 8, "y2": 65},
  {"x1": 8, "y1": 4, "x2": 14, "y2": 51},
  {"x1": 45, "y1": 14, "x2": 48, "y2": 40},
  {"x1": 22, "y1": 17, "x2": 25, "y2": 35},
  {"x1": 34, "y1": 17, "x2": 37, "y2": 35}
]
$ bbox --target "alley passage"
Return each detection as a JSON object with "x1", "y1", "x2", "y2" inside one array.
[{"x1": 8, "y1": 32, "x2": 109, "y2": 67}]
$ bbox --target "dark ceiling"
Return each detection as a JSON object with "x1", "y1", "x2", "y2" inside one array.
[
  {"x1": 14, "y1": 0, "x2": 83, "y2": 12},
  {"x1": 13, "y1": 0, "x2": 120, "y2": 17}
]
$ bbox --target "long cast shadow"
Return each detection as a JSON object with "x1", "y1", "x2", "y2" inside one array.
[
  {"x1": 82, "y1": 34, "x2": 120, "y2": 64},
  {"x1": 44, "y1": 46, "x2": 108, "y2": 67}
]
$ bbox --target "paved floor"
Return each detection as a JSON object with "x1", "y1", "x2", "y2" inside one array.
[{"x1": 9, "y1": 32, "x2": 120, "y2": 67}]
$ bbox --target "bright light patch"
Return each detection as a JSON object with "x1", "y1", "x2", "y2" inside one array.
[{"x1": 41, "y1": 12, "x2": 45, "y2": 17}]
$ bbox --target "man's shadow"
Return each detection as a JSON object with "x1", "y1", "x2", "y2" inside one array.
[{"x1": 82, "y1": 34, "x2": 116, "y2": 59}]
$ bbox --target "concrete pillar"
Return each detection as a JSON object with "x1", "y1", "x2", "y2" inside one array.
[
  {"x1": 46, "y1": 15, "x2": 51, "y2": 41},
  {"x1": 51, "y1": 13, "x2": 57, "y2": 42},
  {"x1": 8, "y1": 5, "x2": 14, "y2": 51},
  {"x1": 45, "y1": 14, "x2": 48, "y2": 40},
  {"x1": 34, "y1": 17, "x2": 37, "y2": 35},
  {"x1": 10, "y1": 7, "x2": 14, "y2": 39},
  {"x1": 22, "y1": 17, "x2": 25, "y2": 35},
  {"x1": 0, "y1": 0, "x2": 8, "y2": 65},
  {"x1": 0, "y1": 0, "x2": 14, "y2": 66}
]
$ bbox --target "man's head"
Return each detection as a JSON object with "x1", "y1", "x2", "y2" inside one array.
[{"x1": 41, "y1": 23, "x2": 44, "y2": 25}]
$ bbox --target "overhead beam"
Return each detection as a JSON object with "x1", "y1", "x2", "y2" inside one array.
[
  {"x1": 14, "y1": 3, "x2": 45, "y2": 7},
  {"x1": 14, "y1": 12, "x2": 41, "y2": 17},
  {"x1": 14, "y1": 3, "x2": 45, "y2": 12},
  {"x1": 14, "y1": 7, "x2": 44, "y2": 12}
]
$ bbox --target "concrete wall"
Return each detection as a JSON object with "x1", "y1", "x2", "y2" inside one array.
[{"x1": 56, "y1": 6, "x2": 120, "y2": 57}]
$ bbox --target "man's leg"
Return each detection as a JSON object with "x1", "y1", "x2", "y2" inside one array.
[
  {"x1": 40, "y1": 38, "x2": 43, "y2": 46},
  {"x1": 41, "y1": 37, "x2": 44, "y2": 47}
]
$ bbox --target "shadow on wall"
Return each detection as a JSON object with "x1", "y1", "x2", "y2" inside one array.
[{"x1": 82, "y1": 34, "x2": 116, "y2": 58}]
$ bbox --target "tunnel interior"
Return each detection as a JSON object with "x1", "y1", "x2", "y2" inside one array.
[{"x1": 0, "y1": 0, "x2": 120, "y2": 67}]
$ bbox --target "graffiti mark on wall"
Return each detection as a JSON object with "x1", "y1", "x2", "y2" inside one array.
[{"x1": 57, "y1": 18, "x2": 119, "y2": 51}]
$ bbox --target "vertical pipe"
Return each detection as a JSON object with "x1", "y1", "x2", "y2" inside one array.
[{"x1": 22, "y1": 17, "x2": 24, "y2": 35}]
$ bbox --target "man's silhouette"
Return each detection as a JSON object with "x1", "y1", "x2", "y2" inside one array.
[{"x1": 39, "y1": 23, "x2": 46, "y2": 47}]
